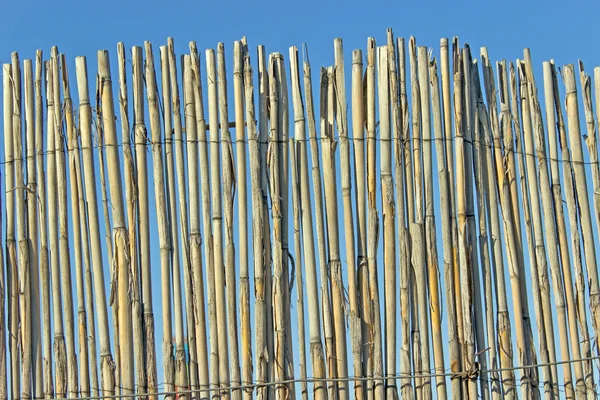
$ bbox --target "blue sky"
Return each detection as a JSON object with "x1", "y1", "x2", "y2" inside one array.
[{"x1": 2, "y1": 0, "x2": 600, "y2": 397}]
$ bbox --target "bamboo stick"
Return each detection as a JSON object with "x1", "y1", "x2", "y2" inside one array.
[
  {"x1": 183, "y1": 50, "x2": 210, "y2": 398},
  {"x1": 514, "y1": 61, "x2": 549, "y2": 399},
  {"x1": 388, "y1": 37, "x2": 403, "y2": 400},
  {"x1": 24, "y1": 57, "x2": 43, "y2": 400},
  {"x1": 269, "y1": 54, "x2": 289, "y2": 400},
  {"x1": 206, "y1": 47, "x2": 231, "y2": 398},
  {"x1": 549, "y1": 61, "x2": 594, "y2": 396},
  {"x1": 409, "y1": 40, "x2": 427, "y2": 399},
  {"x1": 579, "y1": 62, "x2": 600, "y2": 267},
  {"x1": 322, "y1": 64, "x2": 347, "y2": 400},
  {"x1": 365, "y1": 37, "x2": 384, "y2": 399},
  {"x1": 131, "y1": 45, "x2": 158, "y2": 399},
  {"x1": 430, "y1": 55, "x2": 461, "y2": 400},
  {"x1": 0, "y1": 61, "x2": 8, "y2": 400},
  {"x1": 419, "y1": 46, "x2": 447, "y2": 400},
  {"x1": 144, "y1": 43, "x2": 175, "y2": 400},
  {"x1": 563, "y1": 64, "x2": 600, "y2": 381},
  {"x1": 543, "y1": 60, "x2": 584, "y2": 399},
  {"x1": 12, "y1": 52, "x2": 31, "y2": 400},
  {"x1": 453, "y1": 48, "x2": 477, "y2": 399},
  {"x1": 95, "y1": 59, "x2": 119, "y2": 390},
  {"x1": 289, "y1": 140, "x2": 308, "y2": 400},
  {"x1": 396, "y1": 36, "x2": 414, "y2": 400},
  {"x1": 440, "y1": 38, "x2": 462, "y2": 398},
  {"x1": 303, "y1": 48, "x2": 336, "y2": 399},
  {"x1": 98, "y1": 48, "x2": 134, "y2": 397},
  {"x1": 352, "y1": 46, "x2": 372, "y2": 400},
  {"x1": 217, "y1": 43, "x2": 242, "y2": 400},
  {"x1": 274, "y1": 55, "x2": 295, "y2": 390},
  {"x1": 116, "y1": 43, "x2": 146, "y2": 397},
  {"x1": 36, "y1": 52, "x2": 54, "y2": 400},
  {"x1": 73, "y1": 65, "x2": 99, "y2": 400},
  {"x1": 334, "y1": 39, "x2": 360, "y2": 400},
  {"x1": 61, "y1": 53, "x2": 90, "y2": 398},
  {"x1": 289, "y1": 45, "x2": 327, "y2": 400},
  {"x1": 376, "y1": 44, "x2": 398, "y2": 400},
  {"x1": 234, "y1": 39, "x2": 252, "y2": 400},
  {"x1": 525, "y1": 51, "x2": 573, "y2": 398},
  {"x1": 480, "y1": 49, "x2": 516, "y2": 399},
  {"x1": 256, "y1": 45, "x2": 272, "y2": 400},
  {"x1": 46, "y1": 58, "x2": 67, "y2": 399},
  {"x1": 75, "y1": 55, "x2": 116, "y2": 397},
  {"x1": 168, "y1": 39, "x2": 199, "y2": 394},
  {"x1": 161, "y1": 44, "x2": 188, "y2": 397},
  {"x1": 242, "y1": 42, "x2": 262, "y2": 400},
  {"x1": 471, "y1": 60, "x2": 501, "y2": 400},
  {"x1": 450, "y1": 39, "x2": 465, "y2": 373},
  {"x1": 190, "y1": 41, "x2": 219, "y2": 399}
]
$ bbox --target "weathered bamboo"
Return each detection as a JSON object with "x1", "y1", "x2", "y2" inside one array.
[
  {"x1": 116, "y1": 43, "x2": 146, "y2": 396},
  {"x1": 352, "y1": 46, "x2": 373, "y2": 400},
  {"x1": 144, "y1": 42, "x2": 175, "y2": 400},
  {"x1": 217, "y1": 43, "x2": 242, "y2": 400},
  {"x1": 450, "y1": 39, "x2": 465, "y2": 372},
  {"x1": 289, "y1": 141, "x2": 308, "y2": 400},
  {"x1": 168, "y1": 39, "x2": 199, "y2": 393},
  {"x1": 289, "y1": 45, "x2": 327, "y2": 400},
  {"x1": 132, "y1": 45, "x2": 158, "y2": 399},
  {"x1": 496, "y1": 59, "x2": 531, "y2": 398},
  {"x1": 98, "y1": 48, "x2": 134, "y2": 397},
  {"x1": 0, "y1": 61, "x2": 7, "y2": 400},
  {"x1": 256, "y1": 45, "x2": 272, "y2": 400},
  {"x1": 68, "y1": 55, "x2": 100, "y2": 398},
  {"x1": 61, "y1": 53, "x2": 90, "y2": 398},
  {"x1": 579, "y1": 62, "x2": 600, "y2": 268},
  {"x1": 525, "y1": 51, "x2": 572, "y2": 398},
  {"x1": 470, "y1": 59, "x2": 501, "y2": 400},
  {"x1": 419, "y1": 46, "x2": 446, "y2": 400},
  {"x1": 334, "y1": 38, "x2": 360, "y2": 400},
  {"x1": 36, "y1": 52, "x2": 53, "y2": 400},
  {"x1": 322, "y1": 65, "x2": 348, "y2": 400},
  {"x1": 183, "y1": 50, "x2": 209, "y2": 397},
  {"x1": 365, "y1": 37, "x2": 384, "y2": 399},
  {"x1": 509, "y1": 61, "x2": 542, "y2": 399},
  {"x1": 409, "y1": 39, "x2": 427, "y2": 399},
  {"x1": 550, "y1": 61, "x2": 593, "y2": 396},
  {"x1": 303, "y1": 49, "x2": 336, "y2": 399},
  {"x1": 396, "y1": 36, "x2": 414, "y2": 400},
  {"x1": 12, "y1": 53, "x2": 31, "y2": 400},
  {"x1": 377, "y1": 44, "x2": 397, "y2": 400},
  {"x1": 46, "y1": 58, "x2": 67, "y2": 399},
  {"x1": 242, "y1": 43, "x2": 262, "y2": 400},
  {"x1": 453, "y1": 48, "x2": 477, "y2": 399},
  {"x1": 430, "y1": 55, "x2": 461, "y2": 400},
  {"x1": 161, "y1": 44, "x2": 188, "y2": 397},
  {"x1": 480, "y1": 49, "x2": 516, "y2": 399},
  {"x1": 24, "y1": 57, "x2": 43, "y2": 400},
  {"x1": 269, "y1": 54, "x2": 290, "y2": 400},
  {"x1": 206, "y1": 47, "x2": 231, "y2": 398},
  {"x1": 234, "y1": 40, "x2": 252, "y2": 400},
  {"x1": 519, "y1": 60, "x2": 559, "y2": 399},
  {"x1": 95, "y1": 56, "x2": 119, "y2": 390},
  {"x1": 388, "y1": 34, "x2": 405, "y2": 400},
  {"x1": 563, "y1": 64, "x2": 600, "y2": 377},
  {"x1": 4, "y1": 61, "x2": 20, "y2": 400},
  {"x1": 274, "y1": 55, "x2": 295, "y2": 391},
  {"x1": 75, "y1": 55, "x2": 116, "y2": 397},
  {"x1": 544, "y1": 61, "x2": 584, "y2": 399}
]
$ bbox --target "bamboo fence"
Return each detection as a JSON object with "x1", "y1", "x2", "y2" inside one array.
[{"x1": 2, "y1": 29, "x2": 600, "y2": 400}]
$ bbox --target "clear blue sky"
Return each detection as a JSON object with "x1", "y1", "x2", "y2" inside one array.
[{"x1": 2, "y1": 0, "x2": 600, "y2": 397}]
